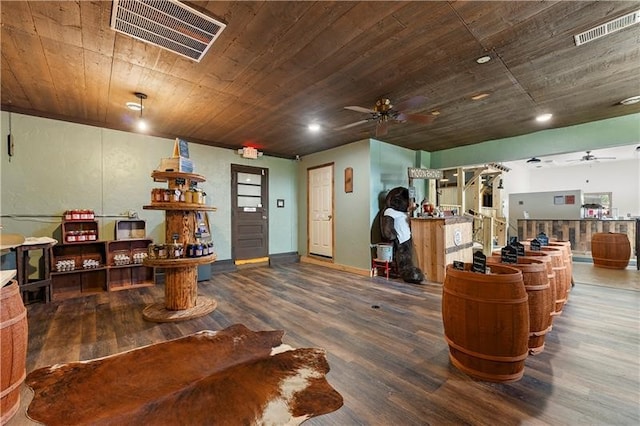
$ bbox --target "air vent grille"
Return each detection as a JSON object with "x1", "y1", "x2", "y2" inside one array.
[
  {"x1": 111, "y1": 0, "x2": 226, "y2": 62},
  {"x1": 574, "y1": 9, "x2": 640, "y2": 46}
]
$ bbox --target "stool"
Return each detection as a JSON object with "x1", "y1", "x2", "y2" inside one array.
[
  {"x1": 371, "y1": 258, "x2": 392, "y2": 279},
  {"x1": 14, "y1": 243, "x2": 53, "y2": 304}
]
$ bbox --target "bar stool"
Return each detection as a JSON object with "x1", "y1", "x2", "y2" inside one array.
[{"x1": 14, "y1": 242, "x2": 53, "y2": 303}]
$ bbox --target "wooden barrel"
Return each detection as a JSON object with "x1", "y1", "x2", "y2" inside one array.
[
  {"x1": 487, "y1": 257, "x2": 553, "y2": 355},
  {"x1": 521, "y1": 251, "x2": 558, "y2": 320},
  {"x1": 442, "y1": 263, "x2": 529, "y2": 382},
  {"x1": 521, "y1": 244, "x2": 568, "y2": 315},
  {"x1": 548, "y1": 240, "x2": 574, "y2": 299},
  {"x1": 494, "y1": 249, "x2": 558, "y2": 319},
  {"x1": 1, "y1": 281, "x2": 28, "y2": 425},
  {"x1": 591, "y1": 233, "x2": 631, "y2": 269}
]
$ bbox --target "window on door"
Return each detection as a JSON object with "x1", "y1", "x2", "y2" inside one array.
[{"x1": 237, "y1": 172, "x2": 262, "y2": 207}]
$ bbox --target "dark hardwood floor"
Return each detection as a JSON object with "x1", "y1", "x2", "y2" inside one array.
[{"x1": 12, "y1": 263, "x2": 640, "y2": 425}]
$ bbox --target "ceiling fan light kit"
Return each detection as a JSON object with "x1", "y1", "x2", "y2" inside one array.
[
  {"x1": 619, "y1": 95, "x2": 640, "y2": 105},
  {"x1": 337, "y1": 96, "x2": 435, "y2": 137},
  {"x1": 134, "y1": 92, "x2": 148, "y2": 132}
]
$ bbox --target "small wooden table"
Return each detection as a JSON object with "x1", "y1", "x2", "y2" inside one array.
[{"x1": 14, "y1": 242, "x2": 53, "y2": 303}]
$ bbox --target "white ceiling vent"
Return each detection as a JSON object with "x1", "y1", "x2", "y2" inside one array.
[
  {"x1": 111, "y1": 0, "x2": 226, "y2": 62},
  {"x1": 574, "y1": 9, "x2": 640, "y2": 46}
]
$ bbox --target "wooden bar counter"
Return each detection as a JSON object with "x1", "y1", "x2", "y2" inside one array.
[
  {"x1": 517, "y1": 219, "x2": 637, "y2": 267},
  {"x1": 411, "y1": 216, "x2": 474, "y2": 283}
]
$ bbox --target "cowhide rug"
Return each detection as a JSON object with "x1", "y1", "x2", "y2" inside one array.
[{"x1": 25, "y1": 324, "x2": 343, "y2": 425}]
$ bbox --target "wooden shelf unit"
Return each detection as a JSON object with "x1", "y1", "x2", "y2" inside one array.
[
  {"x1": 142, "y1": 170, "x2": 217, "y2": 323},
  {"x1": 55, "y1": 220, "x2": 99, "y2": 244},
  {"x1": 49, "y1": 239, "x2": 155, "y2": 300},
  {"x1": 50, "y1": 240, "x2": 107, "y2": 300},
  {"x1": 106, "y1": 239, "x2": 154, "y2": 291}
]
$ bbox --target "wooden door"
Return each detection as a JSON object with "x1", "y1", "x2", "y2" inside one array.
[
  {"x1": 231, "y1": 165, "x2": 269, "y2": 261},
  {"x1": 308, "y1": 164, "x2": 333, "y2": 258}
]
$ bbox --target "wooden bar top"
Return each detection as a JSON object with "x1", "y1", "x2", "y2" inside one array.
[{"x1": 411, "y1": 215, "x2": 473, "y2": 225}]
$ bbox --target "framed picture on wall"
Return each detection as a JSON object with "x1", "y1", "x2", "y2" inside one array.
[{"x1": 554, "y1": 195, "x2": 565, "y2": 205}]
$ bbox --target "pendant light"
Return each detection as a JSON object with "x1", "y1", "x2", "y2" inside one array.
[{"x1": 134, "y1": 92, "x2": 148, "y2": 131}]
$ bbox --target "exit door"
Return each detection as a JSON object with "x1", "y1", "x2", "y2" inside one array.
[{"x1": 231, "y1": 164, "x2": 269, "y2": 261}]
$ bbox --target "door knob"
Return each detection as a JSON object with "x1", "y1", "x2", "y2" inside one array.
[{"x1": 262, "y1": 216, "x2": 267, "y2": 220}]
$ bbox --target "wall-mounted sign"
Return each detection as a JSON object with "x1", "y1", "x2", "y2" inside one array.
[
  {"x1": 408, "y1": 167, "x2": 443, "y2": 180},
  {"x1": 344, "y1": 167, "x2": 353, "y2": 193}
]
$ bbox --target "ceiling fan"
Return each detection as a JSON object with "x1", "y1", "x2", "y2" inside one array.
[
  {"x1": 334, "y1": 96, "x2": 435, "y2": 137},
  {"x1": 567, "y1": 150, "x2": 616, "y2": 162}
]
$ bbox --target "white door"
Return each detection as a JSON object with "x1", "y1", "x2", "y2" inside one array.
[{"x1": 308, "y1": 164, "x2": 333, "y2": 257}]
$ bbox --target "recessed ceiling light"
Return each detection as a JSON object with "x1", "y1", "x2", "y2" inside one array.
[
  {"x1": 126, "y1": 102, "x2": 143, "y2": 111},
  {"x1": 619, "y1": 95, "x2": 640, "y2": 105},
  {"x1": 471, "y1": 93, "x2": 490, "y2": 101},
  {"x1": 476, "y1": 55, "x2": 491, "y2": 64},
  {"x1": 308, "y1": 123, "x2": 321, "y2": 132},
  {"x1": 535, "y1": 113, "x2": 553, "y2": 123}
]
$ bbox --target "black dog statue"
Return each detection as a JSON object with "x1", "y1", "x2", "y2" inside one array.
[{"x1": 380, "y1": 187, "x2": 425, "y2": 284}]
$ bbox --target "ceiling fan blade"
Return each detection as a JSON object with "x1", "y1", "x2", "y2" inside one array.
[
  {"x1": 396, "y1": 112, "x2": 435, "y2": 124},
  {"x1": 344, "y1": 105, "x2": 375, "y2": 113},
  {"x1": 595, "y1": 156, "x2": 616, "y2": 160},
  {"x1": 394, "y1": 95, "x2": 427, "y2": 112},
  {"x1": 334, "y1": 120, "x2": 370, "y2": 131},
  {"x1": 376, "y1": 121, "x2": 389, "y2": 137}
]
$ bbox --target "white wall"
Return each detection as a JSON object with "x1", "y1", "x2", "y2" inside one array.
[
  {"x1": 501, "y1": 157, "x2": 639, "y2": 235},
  {"x1": 508, "y1": 190, "x2": 583, "y2": 222}
]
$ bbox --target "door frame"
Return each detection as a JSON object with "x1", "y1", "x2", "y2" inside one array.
[{"x1": 307, "y1": 163, "x2": 335, "y2": 260}]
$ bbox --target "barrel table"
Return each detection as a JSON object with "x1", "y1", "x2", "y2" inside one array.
[
  {"x1": 1, "y1": 279, "x2": 28, "y2": 425},
  {"x1": 487, "y1": 257, "x2": 554, "y2": 355},
  {"x1": 591, "y1": 232, "x2": 631, "y2": 269},
  {"x1": 442, "y1": 263, "x2": 529, "y2": 382}
]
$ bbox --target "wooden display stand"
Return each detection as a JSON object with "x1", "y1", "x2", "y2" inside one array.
[
  {"x1": 142, "y1": 171, "x2": 217, "y2": 322},
  {"x1": 411, "y1": 216, "x2": 474, "y2": 283}
]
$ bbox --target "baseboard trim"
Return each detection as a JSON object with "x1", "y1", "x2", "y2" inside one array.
[
  {"x1": 300, "y1": 256, "x2": 370, "y2": 277},
  {"x1": 211, "y1": 259, "x2": 238, "y2": 274},
  {"x1": 269, "y1": 252, "x2": 300, "y2": 266}
]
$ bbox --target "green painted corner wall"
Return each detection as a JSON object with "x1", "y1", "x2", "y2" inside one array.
[{"x1": 0, "y1": 112, "x2": 298, "y2": 260}]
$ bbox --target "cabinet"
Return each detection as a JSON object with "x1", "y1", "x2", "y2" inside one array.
[
  {"x1": 49, "y1": 239, "x2": 154, "y2": 301},
  {"x1": 142, "y1": 171, "x2": 217, "y2": 322}
]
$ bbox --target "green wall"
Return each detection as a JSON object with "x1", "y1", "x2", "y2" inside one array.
[
  {"x1": 369, "y1": 140, "x2": 422, "y2": 241},
  {"x1": 2, "y1": 111, "x2": 636, "y2": 274},
  {"x1": 430, "y1": 113, "x2": 640, "y2": 168},
  {"x1": 297, "y1": 139, "x2": 372, "y2": 269},
  {"x1": 0, "y1": 112, "x2": 298, "y2": 260}
]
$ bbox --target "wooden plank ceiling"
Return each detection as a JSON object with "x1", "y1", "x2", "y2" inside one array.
[{"x1": 1, "y1": 1, "x2": 639, "y2": 159}]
